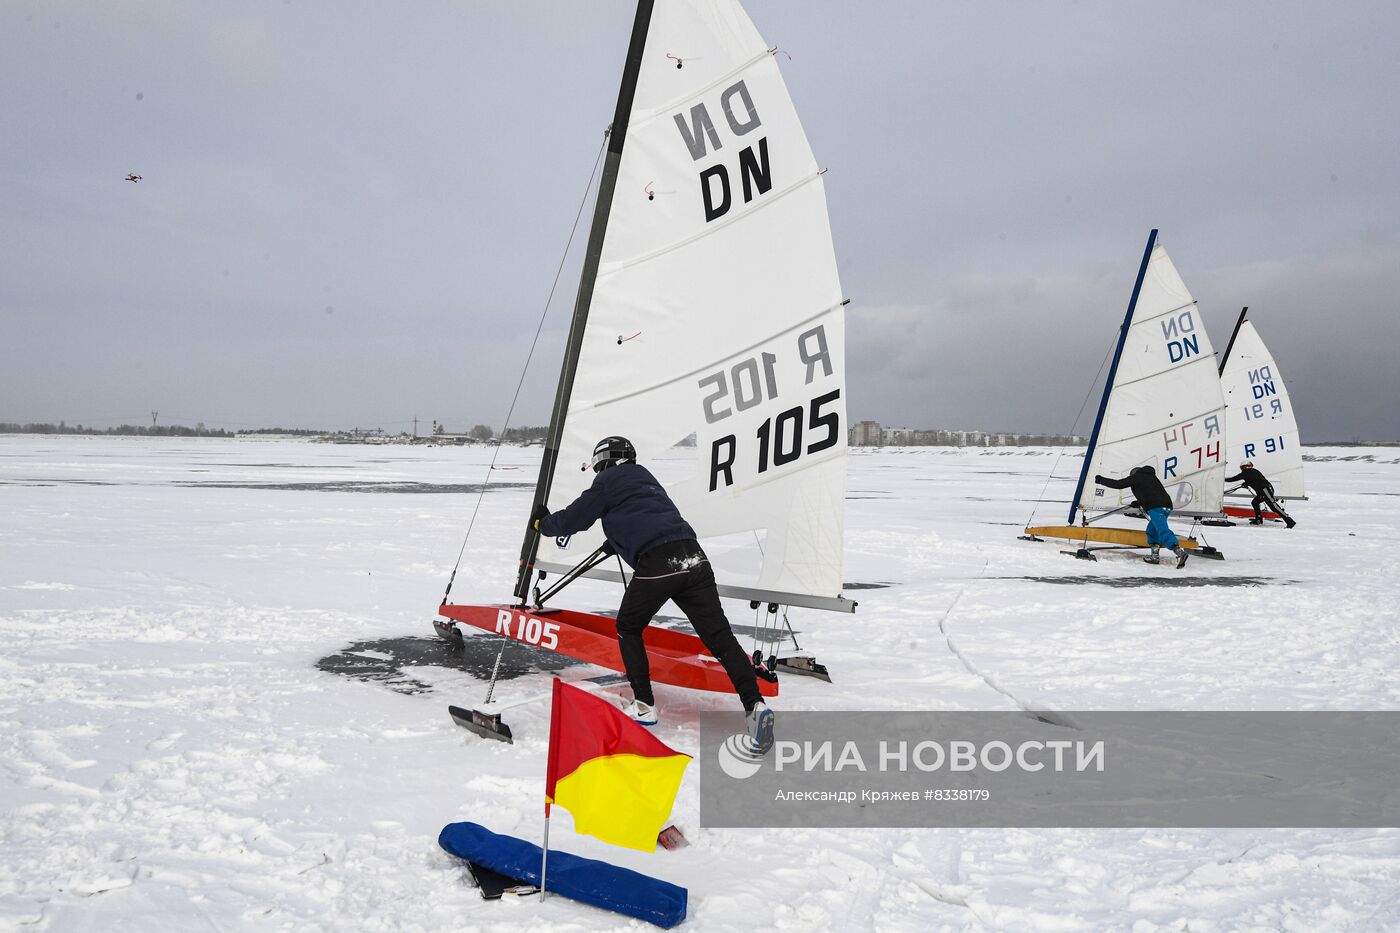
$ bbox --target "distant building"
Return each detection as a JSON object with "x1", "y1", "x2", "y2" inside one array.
[
  {"x1": 881, "y1": 426, "x2": 914, "y2": 446},
  {"x1": 845, "y1": 421, "x2": 1085, "y2": 448},
  {"x1": 850, "y1": 420, "x2": 883, "y2": 446}
]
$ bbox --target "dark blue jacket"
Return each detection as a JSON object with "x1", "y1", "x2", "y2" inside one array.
[{"x1": 539, "y1": 463, "x2": 696, "y2": 567}]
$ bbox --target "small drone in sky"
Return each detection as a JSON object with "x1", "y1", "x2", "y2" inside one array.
[{"x1": 125, "y1": 174, "x2": 142, "y2": 183}]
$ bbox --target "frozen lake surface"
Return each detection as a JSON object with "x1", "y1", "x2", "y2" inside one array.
[{"x1": 2, "y1": 435, "x2": 1397, "y2": 930}]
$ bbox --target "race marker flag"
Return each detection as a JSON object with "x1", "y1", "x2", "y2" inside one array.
[{"x1": 544, "y1": 678, "x2": 691, "y2": 852}]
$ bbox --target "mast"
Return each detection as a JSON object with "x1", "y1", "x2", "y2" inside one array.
[
  {"x1": 1067, "y1": 229, "x2": 1158, "y2": 524},
  {"x1": 1218, "y1": 306, "x2": 1248, "y2": 375},
  {"x1": 513, "y1": 0, "x2": 655, "y2": 604}
]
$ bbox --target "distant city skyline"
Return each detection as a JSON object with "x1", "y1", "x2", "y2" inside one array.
[
  {"x1": 3, "y1": 2, "x2": 1398, "y2": 440},
  {"x1": 8, "y1": 414, "x2": 1388, "y2": 448}
]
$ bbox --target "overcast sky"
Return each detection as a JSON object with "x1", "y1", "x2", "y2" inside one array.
[{"x1": 3, "y1": 1, "x2": 1397, "y2": 440}]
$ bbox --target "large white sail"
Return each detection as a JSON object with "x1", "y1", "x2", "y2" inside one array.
[
  {"x1": 1078, "y1": 239, "x2": 1227, "y2": 517},
  {"x1": 1220, "y1": 318, "x2": 1305, "y2": 498},
  {"x1": 536, "y1": 0, "x2": 848, "y2": 609}
]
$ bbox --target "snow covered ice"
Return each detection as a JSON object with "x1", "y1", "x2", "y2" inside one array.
[{"x1": 2, "y1": 435, "x2": 1398, "y2": 931}]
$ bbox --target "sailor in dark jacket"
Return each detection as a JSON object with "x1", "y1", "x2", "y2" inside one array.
[
  {"x1": 1225, "y1": 460, "x2": 1296, "y2": 527},
  {"x1": 537, "y1": 436, "x2": 774, "y2": 752},
  {"x1": 1094, "y1": 465, "x2": 1190, "y2": 567}
]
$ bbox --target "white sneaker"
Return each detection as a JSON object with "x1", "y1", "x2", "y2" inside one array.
[
  {"x1": 622, "y1": 699, "x2": 657, "y2": 726},
  {"x1": 745, "y1": 701, "x2": 774, "y2": 754}
]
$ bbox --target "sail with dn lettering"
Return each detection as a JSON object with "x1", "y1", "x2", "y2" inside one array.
[
  {"x1": 435, "y1": 0, "x2": 852, "y2": 738},
  {"x1": 1218, "y1": 308, "x2": 1305, "y2": 516},
  {"x1": 1024, "y1": 231, "x2": 1227, "y2": 558}
]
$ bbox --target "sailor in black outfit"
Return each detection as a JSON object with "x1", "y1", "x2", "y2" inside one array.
[
  {"x1": 537, "y1": 436, "x2": 774, "y2": 752},
  {"x1": 1225, "y1": 460, "x2": 1297, "y2": 528}
]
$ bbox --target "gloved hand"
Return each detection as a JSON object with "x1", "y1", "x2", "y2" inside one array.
[
  {"x1": 530, "y1": 502, "x2": 549, "y2": 531},
  {"x1": 1129, "y1": 500, "x2": 1140, "y2": 509},
  {"x1": 1094, "y1": 474, "x2": 1108, "y2": 486}
]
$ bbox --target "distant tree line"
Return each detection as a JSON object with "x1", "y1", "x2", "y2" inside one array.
[
  {"x1": 414, "y1": 420, "x2": 546, "y2": 442},
  {"x1": 501, "y1": 425, "x2": 547, "y2": 443},
  {"x1": 0, "y1": 421, "x2": 558, "y2": 443},
  {"x1": 241, "y1": 427, "x2": 330, "y2": 436},
  {"x1": 450, "y1": 424, "x2": 548, "y2": 443},
  {"x1": 0, "y1": 422, "x2": 233, "y2": 437}
]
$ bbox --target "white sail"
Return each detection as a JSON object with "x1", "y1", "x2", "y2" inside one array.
[
  {"x1": 1079, "y1": 241, "x2": 1227, "y2": 517},
  {"x1": 536, "y1": 0, "x2": 849, "y2": 609},
  {"x1": 1220, "y1": 319, "x2": 1305, "y2": 498}
]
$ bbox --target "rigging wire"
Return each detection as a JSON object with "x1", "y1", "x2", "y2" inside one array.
[
  {"x1": 441, "y1": 134, "x2": 609, "y2": 602},
  {"x1": 1023, "y1": 333, "x2": 1120, "y2": 529}
]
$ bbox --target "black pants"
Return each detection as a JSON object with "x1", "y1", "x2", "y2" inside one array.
[
  {"x1": 1253, "y1": 489, "x2": 1283, "y2": 518},
  {"x1": 615, "y1": 539, "x2": 761, "y2": 711}
]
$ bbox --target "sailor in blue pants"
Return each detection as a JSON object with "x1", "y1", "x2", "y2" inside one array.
[
  {"x1": 1145, "y1": 507, "x2": 1179, "y2": 551},
  {"x1": 1095, "y1": 466, "x2": 1190, "y2": 568}
]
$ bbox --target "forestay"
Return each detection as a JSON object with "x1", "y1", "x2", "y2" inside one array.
[
  {"x1": 535, "y1": 0, "x2": 849, "y2": 610},
  {"x1": 1220, "y1": 319, "x2": 1305, "y2": 499},
  {"x1": 1077, "y1": 238, "x2": 1227, "y2": 518}
]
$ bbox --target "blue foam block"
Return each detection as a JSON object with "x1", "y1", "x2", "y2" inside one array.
[{"x1": 438, "y1": 821, "x2": 688, "y2": 929}]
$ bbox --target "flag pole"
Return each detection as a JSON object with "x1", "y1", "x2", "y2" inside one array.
[
  {"x1": 540, "y1": 801, "x2": 551, "y2": 902},
  {"x1": 542, "y1": 676, "x2": 561, "y2": 903}
]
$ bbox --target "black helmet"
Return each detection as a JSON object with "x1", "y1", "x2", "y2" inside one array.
[
  {"x1": 1131, "y1": 465, "x2": 1156, "y2": 476},
  {"x1": 590, "y1": 436, "x2": 636, "y2": 473}
]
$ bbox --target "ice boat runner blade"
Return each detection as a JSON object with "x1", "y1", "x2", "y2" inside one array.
[
  {"x1": 448, "y1": 706, "x2": 514, "y2": 743},
  {"x1": 466, "y1": 860, "x2": 530, "y2": 899},
  {"x1": 448, "y1": 672, "x2": 630, "y2": 742},
  {"x1": 774, "y1": 656, "x2": 831, "y2": 682}
]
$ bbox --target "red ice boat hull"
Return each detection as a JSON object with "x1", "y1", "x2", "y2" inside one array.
[
  {"x1": 1223, "y1": 505, "x2": 1282, "y2": 520},
  {"x1": 437, "y1": 603, "x2": 778, "y2": 698}
]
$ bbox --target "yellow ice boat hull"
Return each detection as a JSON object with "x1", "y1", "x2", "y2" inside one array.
[{"x1": 1023, "y1": 525, "x2": 1204, "y2": 549}]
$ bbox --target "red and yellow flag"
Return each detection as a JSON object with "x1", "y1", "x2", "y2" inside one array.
[{"x1": 545, "y1": 679, "x2": 691, "y2": 851}]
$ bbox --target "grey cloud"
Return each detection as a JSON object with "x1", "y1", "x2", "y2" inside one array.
[{"x1": 2, "y1": 1, "x2": 1397, "y2": 438}]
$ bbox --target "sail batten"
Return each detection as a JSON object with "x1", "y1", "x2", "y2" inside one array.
[
  {"x1": 1131, "y1": 299, "x2": 1199, "y2": 327},
  {"x1": 632, "y1": 48, "x2": 774, "y2": 122},
  {"x1": 1107, "y1": 404, "x2": 1236, "y2": 447},
  {"x1": 598, "y1": 169, "x2": 823, "y2": 276},
  {"x1": 572, "y1": 299, "x2": 846, "y2": 411},
  {"x1": 1110, "y1": 351, "x2": 1217, "y2": 393}
]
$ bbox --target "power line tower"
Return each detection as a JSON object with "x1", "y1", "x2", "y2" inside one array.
[
  {"x1": 151, "y1": 410, "x2": 158, "y2": 428},
  {"x1": 413, "y1": 415, "x2": 419, "y2": 438}
]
